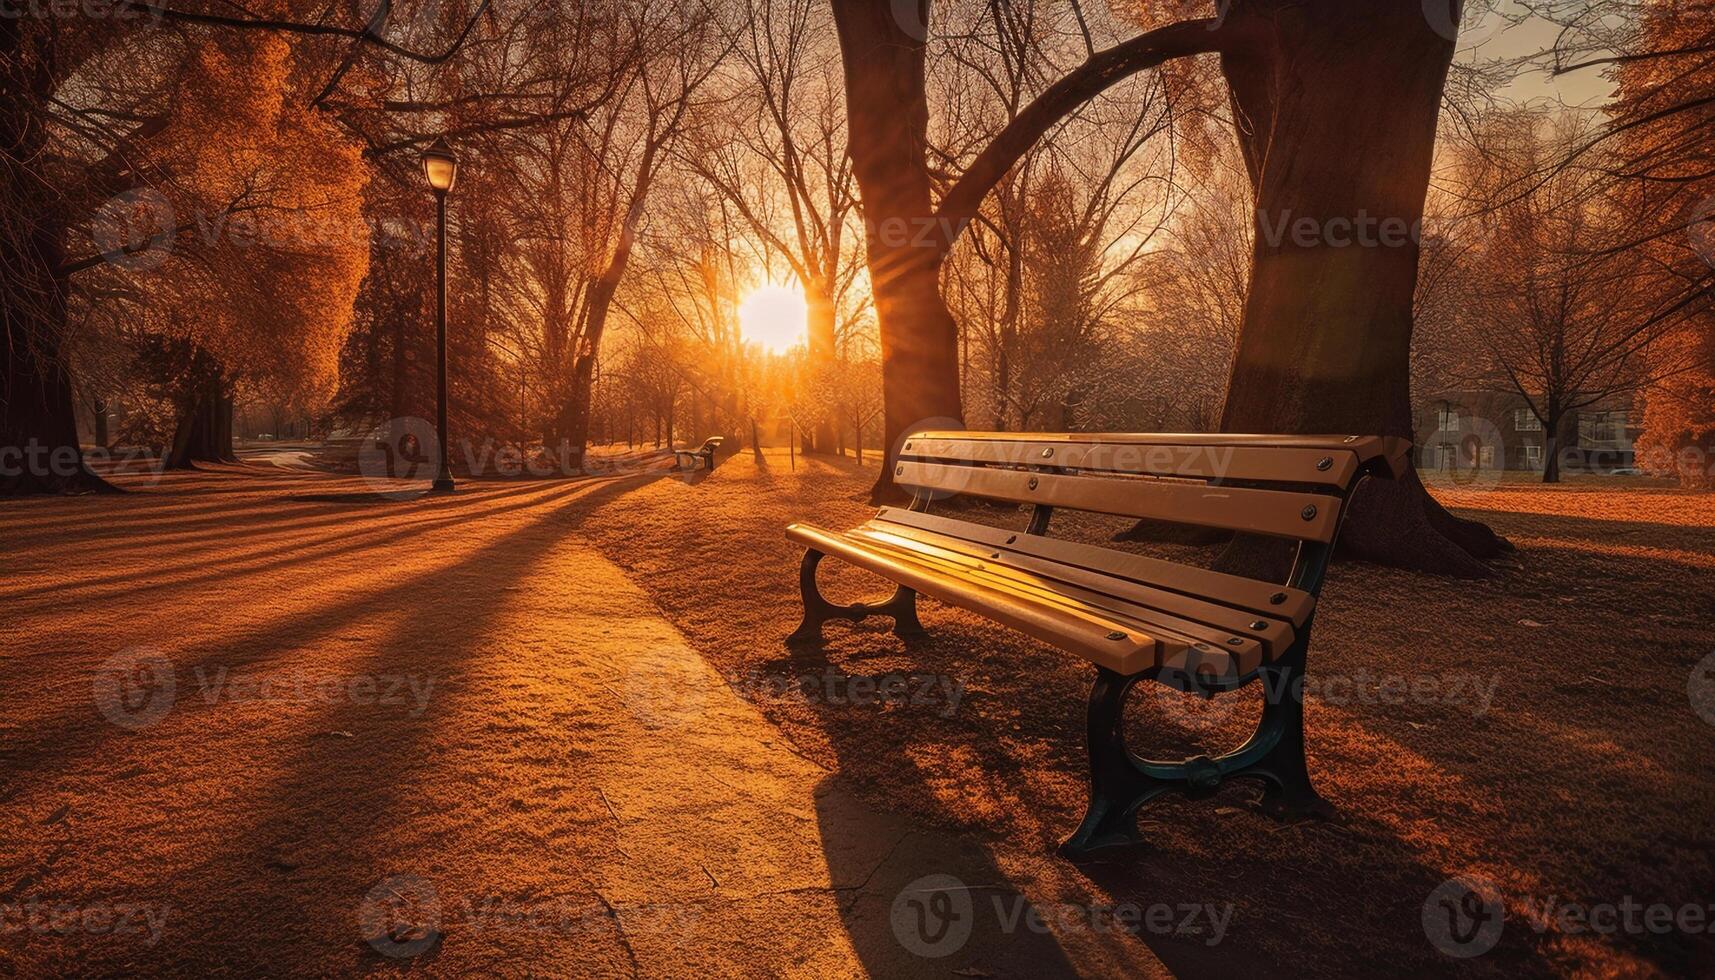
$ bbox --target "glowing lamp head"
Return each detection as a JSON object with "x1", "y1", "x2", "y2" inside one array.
[{"x1": 421, "y1": 137, "x2": 458, "y2": 193}]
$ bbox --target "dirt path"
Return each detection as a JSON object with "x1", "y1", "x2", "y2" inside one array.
[{"x1": 0, "y1": 464, "x2": 1168, "y2": 977}]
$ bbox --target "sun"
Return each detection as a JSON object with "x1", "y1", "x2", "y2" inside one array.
[{"x1": 737, "y1": 283, "x2": 809, "y2": 354}]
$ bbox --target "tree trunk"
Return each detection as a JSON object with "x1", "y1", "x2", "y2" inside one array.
[
  {"x1": 553, "y1": 147, "x2": 655, "y2": 471},
  {"x1": 556, "y1": 351, "x2": 601, "y2": 469},
  {"x1": 993, "y1": 211, "x2": 1022, "y2": 429},
  {"x1": 806, "y1": 281, "x2": 838, "y2": 453},
  {"x1": 0, "y1": 305, "x2": 111, "y2": 494},
  {"x1": 389, "y1": 314, "x2": 407, "y2": 420},
  {"x1": 832, "y1": 0, "x2": 964, "y2": 501},
  {"x1": 1212, "y1": 0, "x2": 1506, "y2": 577},
  {"x1": 1542, "y1": 431, "x2": 1561, "y2": 484},
  {"x1": 0, "y1": 22, "x2": 113, "y2": 496},
  {"x1": 165, "y1": 374, "x2": 238, "y2": 470}
]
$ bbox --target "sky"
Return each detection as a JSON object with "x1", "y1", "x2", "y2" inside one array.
[{"x1": 1477, "y1": 11, "x2": 1619, "y2": 107}]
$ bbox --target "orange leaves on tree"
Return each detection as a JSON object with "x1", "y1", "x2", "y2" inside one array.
[{"x1": 141, "y1": 34, "x2": 370, "y2": 408}]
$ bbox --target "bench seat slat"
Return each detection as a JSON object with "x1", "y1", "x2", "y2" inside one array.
[
  {"x1": 907, "y1": 431, "x2": 1412, "y2": 478},
  {"x1": 905, "y1": 436, "x2": 1362, "y2": 487},
  {"x1": 850, "y1": 520, "x2": 1295, "y2": 658},
  {"x1": 874, "y1": 507, "x2": 1316, "y2": 626},
  {"x1": 896, "y1": 461, "x2": 1341, "y2": 542},
  {"x1": 844, "y1": 527, "x2": 1266, "y2": 675},
  {"x1": 786, "y1": 523, "x2": 1167, "y2": 675}
]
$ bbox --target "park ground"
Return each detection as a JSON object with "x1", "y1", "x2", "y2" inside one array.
[{"x1": 0, "y1": 449, "x2": 1711, "y2": 977}]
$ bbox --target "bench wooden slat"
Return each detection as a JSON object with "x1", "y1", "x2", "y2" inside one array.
[
  {"x1": 846, "y1": 527, "x2": 1266, "y2": 675},
  {"x1": 903, "y1": 436, "x2": 1363, "y2": 487},
  {"x1": 852, "y1": 519, "x2": 1295, "y2": 658},
  {"x1": 907, "y1": 431, "x2": 1412, "y2": 478},
  {"x1": 895, "y1": 461, "x2": 1343, "y2": 542},
  {"x1": 874, "y1": 506, "x2": 1316, "y2": 626},
  {"x1": 786, "y1": 429, "x2": 1410, "y2": 855},
  {"x1": 786, "y1": 523, "x2": 1165, "y2": 675}
]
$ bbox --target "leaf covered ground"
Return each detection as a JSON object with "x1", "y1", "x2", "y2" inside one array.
[
  {"x1": 569, "y1": 451, "x2": 1715, "y2": 978},
  {"x1": 1, "y1": 453, "x2": 1710, "y2": 977}
]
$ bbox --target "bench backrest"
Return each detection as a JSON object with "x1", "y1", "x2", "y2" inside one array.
[{"x1": 895, "y1": 432, "x2": 1410, "y2": 546}]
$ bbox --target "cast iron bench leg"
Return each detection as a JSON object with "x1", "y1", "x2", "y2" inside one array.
[
  {"x1": 1060, "y1": 668, "x2": 1165, "y2": 859},
  {"x1": 787, "y1": 548, "x2": 925, "y2": 645},
  {"x1": 1236, "y1": 643, "x2": 1334, "y2": 822},
  {"x1": 1060, "y1": 644, "x2": 1332, "y2": 861}
]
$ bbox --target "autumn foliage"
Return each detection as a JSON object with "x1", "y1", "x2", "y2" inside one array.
[{"x1": 1615, "y1": 1, "x2": 1715, "y2": 486}]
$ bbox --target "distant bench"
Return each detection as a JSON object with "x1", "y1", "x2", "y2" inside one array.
[
  {"x1": 672, "y1": 436, "x2": 724, "y2": 473},
  {"x1": 784, "y1": 430, "x2": 1410, "y2": 859}
]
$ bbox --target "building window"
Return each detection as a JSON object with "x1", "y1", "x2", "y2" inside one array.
[
  {"x1": 1524, "y1": 444, "x2": 1543, "y2": 469},
  {"x1": 1587, "y1": 411, "x2": 1622, "y2": 442},
  {"x1": 1514, "y1": 408, "x2": 1542, "y2": 432},
  {"x1": 1478, "y1": 446, "x2": 1495, "y2": 468},
  {"x1": 1438, "y1": 407, "x2": 1460, "y2": 433}
]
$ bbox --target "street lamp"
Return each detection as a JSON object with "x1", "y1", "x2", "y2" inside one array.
[{"x1": 421, "y1": 136, "x2": 458, "y2": 492}]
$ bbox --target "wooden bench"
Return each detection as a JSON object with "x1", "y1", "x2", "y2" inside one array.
[
  {"x1": 672, "y1": 436, "x2": 724, "y2": 472},
  {"x1": 784, "y1": 430, "x2": 1410, "y2": 859}
]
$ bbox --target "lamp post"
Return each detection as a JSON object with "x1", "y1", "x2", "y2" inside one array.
[{"x1": 421, "y1": 136, "x2": 458, "y2": 493}]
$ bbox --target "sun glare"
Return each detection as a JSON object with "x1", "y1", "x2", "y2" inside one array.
[{"x1": 737, "y1": 284, "x2": 809, "y2": 354}]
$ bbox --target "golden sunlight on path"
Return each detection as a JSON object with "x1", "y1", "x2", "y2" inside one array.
[{"x1": 0, "y1": 462, "x2": 1161, "y2": 977}]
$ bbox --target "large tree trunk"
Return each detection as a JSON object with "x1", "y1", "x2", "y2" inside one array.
[
  {"x1": 555, "y1": 351, "x2": 599, "y2": 470},
  {"x1": 165, "y1": 373, "x2": 237, "y2": 470},
  {"x1": 552, "y1": 140, "x2": 658, "y2": 472},
  {"x1": 0, "y1": 23, "x2": 114, "y2": 496},
  {"x1": 832, "y1": 0, "x2": 964, "y2": 501},
  {"x1": 1214, "y1": 0, "x2": 1507, "y2": 577},
  {"x1": 0, "y1": 304, "x2": 112, "y2": 494}
]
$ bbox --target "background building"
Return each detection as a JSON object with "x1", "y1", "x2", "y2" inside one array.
[{"x1": 1415, "y1": 390, "x2": 1639, "y2": 474}]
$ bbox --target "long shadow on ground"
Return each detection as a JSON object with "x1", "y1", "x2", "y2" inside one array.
[{"x1": 561, "y1": 452, "x2": 1672, "y2": 977}]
